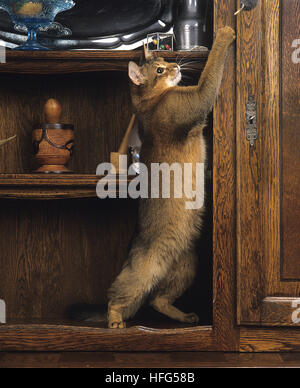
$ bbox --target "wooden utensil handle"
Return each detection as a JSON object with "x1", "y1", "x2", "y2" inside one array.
[
  {"x1": 44, "y1": 99, "x2": 62, "y2": 124},
  {"x1": 118, "y1": 114, "x2": 136, "y2": 155}
]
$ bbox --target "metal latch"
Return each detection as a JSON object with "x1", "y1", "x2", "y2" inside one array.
[{"x1": 246, "y1": 95, "x2": 257, "y2": 146}]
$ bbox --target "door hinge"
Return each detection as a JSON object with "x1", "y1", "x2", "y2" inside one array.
[{"x1": 246, "y1": 95, "x2": 257, "y2": 146}]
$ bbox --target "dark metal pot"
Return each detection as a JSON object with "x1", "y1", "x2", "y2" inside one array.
[{"x1": 174, "y1": 0, "x2": 210, "y2": 51}]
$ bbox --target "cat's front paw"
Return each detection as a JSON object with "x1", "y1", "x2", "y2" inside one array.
[
  {"x1": 109, "y1": 320, "x2": 127, "y2": 329},
  {"x1": 217, "y1": 26, "x2": 236, "y2": 44},
  {"x1": 108, "y1": 304, "x2": 126, "y2": 328}
]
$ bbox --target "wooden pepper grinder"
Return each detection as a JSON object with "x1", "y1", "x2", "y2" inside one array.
[{"x1": 32, "y1": 98, "x2": 75, "y2": 174}]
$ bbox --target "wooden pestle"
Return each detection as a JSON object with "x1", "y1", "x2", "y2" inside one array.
[
  {"x1": 110, "y1": 113, "x2": 137, "y2": 174},
  {"x1": 118, "y1": 113, "x2": 136, "y2": 154},
  {"x1": 44, "y1": 98, "x2": 62, "y2": 124}
]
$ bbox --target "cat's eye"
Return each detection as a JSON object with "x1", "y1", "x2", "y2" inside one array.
[{"x1": 157, "y1": 67, "x2": 164, "y2": 74}]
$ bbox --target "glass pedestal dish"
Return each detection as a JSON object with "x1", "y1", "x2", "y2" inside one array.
[{"x1": 0, "y1": 0, "x2": 75, "y2": 50}]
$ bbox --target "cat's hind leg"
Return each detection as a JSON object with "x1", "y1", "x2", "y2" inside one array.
[
  {"x1": 151, "y1": 297, "x2": 199, "y2": 324},
  {"x1": 107, "y1": 241, "x2": 172, "y2": 329},
  {"x1": 149, "y1": 249, "x2": 199, "y2": 324}
]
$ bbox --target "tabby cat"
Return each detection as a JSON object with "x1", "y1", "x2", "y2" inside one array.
[
  {"x1": 68, "y1": 26, "x2": 235, "y2": 328},
  {"x1": 107, "y1": 26, "x2": 235, "y2": 328}
]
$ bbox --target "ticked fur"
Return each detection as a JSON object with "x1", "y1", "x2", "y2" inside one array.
[{"x1": 107, "y1": 27, "x2": 236, "y2": 328}]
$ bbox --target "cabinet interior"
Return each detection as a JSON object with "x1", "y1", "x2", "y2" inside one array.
[{"x1": 0, "y1": 53, "x2": 212, "y2": 330}]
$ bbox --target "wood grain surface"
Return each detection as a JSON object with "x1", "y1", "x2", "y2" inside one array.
[
  {"x1": 0, "y1": 198, "x2": 138, "y2": 321},
  {"x1": 0, "y1": 323, "x2": 213, "y2": 352},
  {"x1": 0, "y1": 174, "x2": 130, "y2": 199},
  {"x1": 2, "y1": 351, "x2": 300, "y2": 368},
  {"x1": 0, "y1": 47, "x2": 213, "y2": 351},
  {"x1": 212, "y1": 0, "x2": 239, "y2": 351},
  {"x1": 240, "y1": 327, "x2": 300, "y2": 352},
  {"x1": 0, "y1": 72, "x2": 134, "y2": 174},
  {"x1": 236, "y1": 0, "x2": 300, "y2": 327},
  {"x1": 7, "y1": 1, "x2": 300, "y2": 352},
  {"x1": 0, "y1": 51, "x2": 208, "y2": 74},
  {"x1": 261, "y1": 297, "x2": 300, "y2": 327},
  {"x1": 281, "y1": 0, "x2": 300, "y2": 279},
  {"x1": 236, "y1": 0, "x2": 264, "y2": 325}
]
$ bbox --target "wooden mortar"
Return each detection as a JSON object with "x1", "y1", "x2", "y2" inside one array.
[{"x1": 32, "y1": 99, "x2": 74, "y2": 174}]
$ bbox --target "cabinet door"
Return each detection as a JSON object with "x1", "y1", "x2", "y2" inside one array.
[{"x1": 237, "y1": 0, "x2": 300, "y2": 326}]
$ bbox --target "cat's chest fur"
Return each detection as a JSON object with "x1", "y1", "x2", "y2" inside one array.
[{"x1": 138, "y1": 112, "x2": 207, "y2": 168}]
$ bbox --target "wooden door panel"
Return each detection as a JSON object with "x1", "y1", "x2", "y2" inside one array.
[
  {"x1": 281, "y1": 0, "x2": 300, "y2": 279},
  {"x1": 236, "y1": 0, "x2": 264, "y2": 325},
  {"x1": 237, "y1": 0, "x2": 300, "y2": 326}
]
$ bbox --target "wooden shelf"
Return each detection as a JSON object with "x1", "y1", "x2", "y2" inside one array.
[
  {"x1": 0, "y1": 50, "x2": 209, "y2": 74},
  {"x1": 0, "y1": 174, "x2": 130, "y2": 200},
  {"x1": 0, "y1": 319, "x2": 212, "y2": 351}
]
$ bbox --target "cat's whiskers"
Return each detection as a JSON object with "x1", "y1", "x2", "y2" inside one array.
[
  {"x1": 179, "y1": 58, "x2": 203, "y2": 71},
  {"x1": 179, "y1": 73, "x2": 195, "y2": 85},
  {"x1": 176, "y1": 54, "x2": 191, "y2": 67},
  {"x1": 177, "y1": 50, "x2": 203, "y2": 67},
  {"x1": 180, "y1": 60, "x2": 203, "y2": 68},
  {"x1": 179, "y1": 61, "x2": 204, "y2": 85}
]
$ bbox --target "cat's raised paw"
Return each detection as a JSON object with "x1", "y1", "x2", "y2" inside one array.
[
  {"x1": 109, "y1": 320, "x2": 126, "y2": 329},
  {"x1": 217, "y1": 26, "x2": 236, "y2": 43},
  {"x1": 183, "y1": 313, "x2": 199, "y2": 324}
]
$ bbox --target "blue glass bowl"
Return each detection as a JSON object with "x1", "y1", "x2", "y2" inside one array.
[{"x1": 0, "y1": 0, "x2": 75, "y2": 50}]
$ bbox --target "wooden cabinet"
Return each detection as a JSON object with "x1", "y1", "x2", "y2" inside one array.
[
  {"x1": 0, "y1": 0, "x2": 299, "y2": 352},
  {"x1": 236, "y1": 0, "x2": 300, "y2": 350},
  {"x1": 0, "y1": 49, "x2": 215, "y2": 351}
]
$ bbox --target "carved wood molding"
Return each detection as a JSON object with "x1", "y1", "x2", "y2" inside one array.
[{"x1": 0, "y1": 174, "x2": 130, "y2": 200}]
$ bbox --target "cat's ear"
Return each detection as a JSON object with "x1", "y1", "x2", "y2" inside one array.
[
  {"x1": 128, "y1": 62, "x2": 145, "y2": 86},
  {"x1": 143, "y1": 42, "x2": 153, "y2": 61}
]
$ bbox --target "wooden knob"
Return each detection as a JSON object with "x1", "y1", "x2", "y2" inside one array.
[{"x1": 44, "y1": 98, "x2": 62, "y2": 124}]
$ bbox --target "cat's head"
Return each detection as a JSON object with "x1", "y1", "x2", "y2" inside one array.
[{"x1": 128, "y1": 48, "x2": 181, "y2": 96}]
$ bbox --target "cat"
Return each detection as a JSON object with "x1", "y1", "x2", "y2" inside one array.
[{"x1": 67, "y1": 26, "x2": 236, "y2": 328}]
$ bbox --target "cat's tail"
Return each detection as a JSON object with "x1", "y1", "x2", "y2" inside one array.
[{"x1": 65, "y1": 303, "x2": 107, "y2": 322}]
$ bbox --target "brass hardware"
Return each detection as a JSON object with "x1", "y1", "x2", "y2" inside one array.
[{"x1": 234, "y1": 3, "x2": 245, "y2": 15}]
